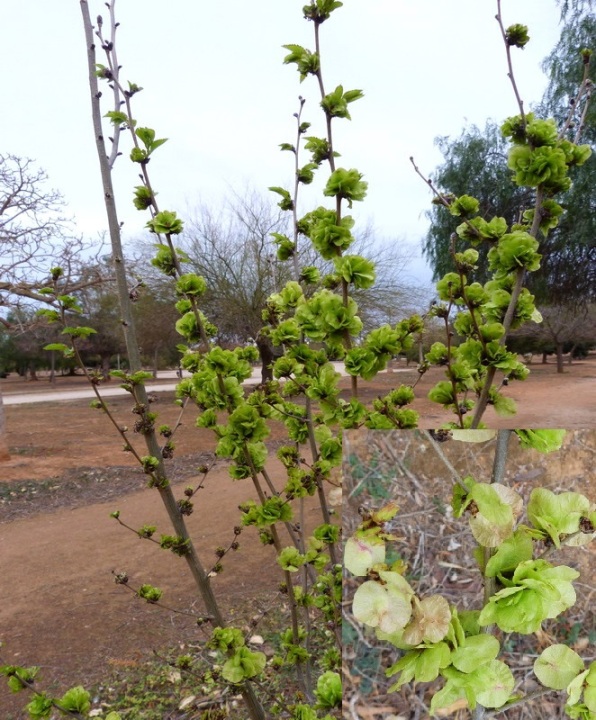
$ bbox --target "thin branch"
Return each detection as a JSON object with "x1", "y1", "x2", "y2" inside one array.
[
  {"x1": 0, "y1": 665, "x2": 84, "y2": 719},
  {"x1": 485, "y1": 688, "x2": 557, "y2": 717},
  {"x1": 495, "y1": 0, "x2": 526, "y2": 125},
  {"x1": 422, "y1": 430, "x2": 472, "y2": 493}
]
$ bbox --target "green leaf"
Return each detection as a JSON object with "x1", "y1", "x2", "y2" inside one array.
[
  {"x1": 527, "y1": 487, "x2": 590, "y2": 548},
  {"x1": 449, "y1": 194, "x2": 480, "y2": 217},
  {"x1": 297, "y1": 162, "x2": 318, "y2": 184},
  {"x1": 277, "y1": 546, "x2": 304, "y2": 572},
  {"x1": 428, "y1": 380, "x2": 457, "y2": 406},
  {"x1": 59, "y1": 686, "x2": 91, "y2": 713},
  {"x1": 323, "y1": 168, "x2": 368, "y2": 207},
  {"x1": 104, "y1": 110, "x2": 131, "y2": 126},
  {"x1": 130, "y1": 146, "x2": 148, "y2": 163},
  {"x1": 2, "y1": 665, "x2": 39, "y2": 693},
  {"x1": 141, "y1": 455, "x2": 160, "y2": 473},
  {"x1": 138, "y1": 584, "x2": 163, "y2": 603},
  {"x1": 470, "y1": 483, "x2": 520, "y2": 526},
  {"x1": 315, "y1": 671, "x2": 342, "y2": 708},
  {"x1": 479, "y1": 560, "x2": 579, "y2": 633},
  {"x1": 505, "y1": 24, "x2": 530, "y2": 48},
  {"x1": 485, "y1": 530, "x2": 534, "y2": 577},
  {"x1": 269, "y1": 186, "x2": 294, "y2": 211},
  {"x1": 515, "y1": 429, "x2": 566, "y2": 453},
  {"x1": 136, "y1": 126, "x2": 156, "y2": 147},
  {"x1": 534, "y1": 645, "x2": 585, "y2": 690},
  {"x1": 125, "y1": 81, "x2": 143, "y2": 97},
  {"x1": 488, "y1": 231, "x2": 541, "y2": 275},
  {"x1": 568, "y1": 670, "x2": 591, "y2": 709},
  {"x1": 320, "y1": 85, "x2": 364, "y2": 119},
  {"x1": 222, "y1": 647, "x2": 266, "y2": 683},
  {"x1": 352, "y1": 573, "x2": 414, "y2": 633},
  {"x1": 282, "y1": 44, "x2": 319, "y2": 81},
  {"x1": 146, "y1": 210, "x2": 184, "y2": 235},
  {"x1": 210, "y1": 627, "x2": 245, "y2": 652},
  {"x1": 473, "y1": 660, "x2": 515, "y2": 708},
  {"x1": 176, "y1": 273, "x2": 207, "y2": 297},
  {"x1": 43, "y1": 343, "x2": 72, "y2": 355},
  {"x1": 430, "y1": 680, "x2": 468, "y2": 716},
  {"x1": 303, "y1": 0, "x2": 343, "y2": 23},
  {"x1": 451, "y1": 430, "x2": 497, "y2": 443},
  {"x1": 61, "y1": 326, "x2": 97, "y2": 339},
  {"x1": 344, "y1": 534, "x2": 386, "y2": 576},
  {"x1": 305, "y1": 135, "x2": 337, "y2": 164},
  {"x1": 388, "y1": 643, "x2": 451, "y2": 690},
  {"x1": 451, "y1": 634, "x2": 500, "y2": 673},
  {"x1": 95, "y1": 63, "x2": 112, "y2": 79},
  {"x1": 492, "y1": 392, "x2": 517, "y2": 417},
  {"x1": 334, "y1": 254, "x2": 376, "y2": 289},
  {"x1": 25, "y1": 693, "x2": 54, "y2": 719},
  {"x1": 133, "y1": 185, "x2": 154, "y2": 210}
]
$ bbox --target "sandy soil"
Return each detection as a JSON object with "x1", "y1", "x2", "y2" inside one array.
[{"x1": 0, "y1": 380, "x2": 331, "y2": 717}]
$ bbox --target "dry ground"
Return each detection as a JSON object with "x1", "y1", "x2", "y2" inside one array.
[{"x1": 0, "y1": 379, "x2": 332, "y2": 717}]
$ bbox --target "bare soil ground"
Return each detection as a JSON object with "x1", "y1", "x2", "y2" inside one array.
[
  {"x1": 0, "y1": 356, "x2": 594, "y2": 716},
  {"x1": 0, "y1": 379, "x2": 330, "y2": 718},
  {"x1": 384, "y1": 354, "x2": 596, "y2": 429}
]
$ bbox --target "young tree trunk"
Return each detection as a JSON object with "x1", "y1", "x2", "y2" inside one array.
[
  {"x1": 256, "y1": 332, "x2": 276, "y2": 383},
  {"x1": 49, "y1": 349, "x2": 56, "y2": 385},
  {"x1": 100, "y1": 354, "x2": 112, "y2": 380},
  {"x1": 567, "y1": 344, "x2": 576, "y2": 365},
  {"x1": 80, "y1": 10, "x2": 267, "y2": 719},
  {"x1": 0, "y1": 386, "x2": 10, "y2": 461},
  {"x1": 153, "y1": 347, "x2": 159, "y2": 378},
  {"x1": 556, "y1": 343, "x2": 565, "y2": 373}
]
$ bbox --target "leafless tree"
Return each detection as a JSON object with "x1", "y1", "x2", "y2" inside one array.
[
  {"x1": 508, "y1": 303, "x2": 596, "y2": 372},
  {"x1": 0, "y1": 154, "x2": 108, "y2": 459},
  {"x1": 180, "y1": 189, "x2": 429, "y2": 332}
]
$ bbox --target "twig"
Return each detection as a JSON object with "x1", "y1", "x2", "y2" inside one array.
[
  {"x1": 485, "y1": 688, "x2": 557, "y2": 716},
  {"x1": 0, "y1": 665, "x2": 84, "y2": 718},
  {"x1": 422, "y1": 430, "x2": 472, "y2": 493},
  {"x1": 495, "y1": 0, "x2": 526, "y2": 125},
  {"x1": 112, "y1": 572, "x2": 214, "y2": 620}
]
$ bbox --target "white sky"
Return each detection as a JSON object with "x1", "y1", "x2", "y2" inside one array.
[{"x1": 1, "y1": 0, "x2": 563, "y2": 286}]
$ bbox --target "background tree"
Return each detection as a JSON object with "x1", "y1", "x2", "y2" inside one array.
[
  {"x1": 507, "y1": 303, "x2": 596, "y2": 372},
  {"x1": 0, "y1": 154, "x2": 107, "y2": 459},
  {"x1": 422, "y1": 122, "x2": 531, "y2": 286},
  {"x1": 132, "y1": 279, "x2": 181, "y2": 375},
  {"x1": 178, "y1": 190, "x2": 428, "y2": 380},
  {"x1": 554, "y1": 0, "x2": 594, "y2": 21},
  {"x1": 536, "y1": 3, "x2": 596, "y2": 302},
  {"x1": 181, "y1": 190, "x2": 289, "y2": 347},
  {"x1": 0, "y1": 320, "x2": 12, "y2": 460},
  {"x1": 422, "y1": 7, "x2": 595, "y2": 307},
  {"x1": 1, "y1": 309, "x2": 62, "y2": 380},
  {"x1": 0, "y1": 155, "x2": 104, "y2": 309}
]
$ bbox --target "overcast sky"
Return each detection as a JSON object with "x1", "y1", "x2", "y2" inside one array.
[{"x1": 1, "y1": 0, "x2": 563, "y2": 286}]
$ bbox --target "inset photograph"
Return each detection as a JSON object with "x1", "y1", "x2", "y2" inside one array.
[{"x1": 343, "y1": 429, "x2": 595, "y2": 720}]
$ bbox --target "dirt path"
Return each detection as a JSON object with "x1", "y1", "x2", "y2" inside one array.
[{"x1": 0, "y1": 458, "x2": 328, "y2": 717}]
